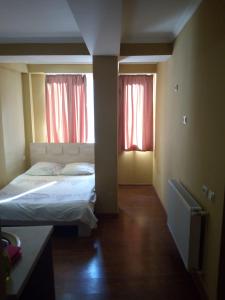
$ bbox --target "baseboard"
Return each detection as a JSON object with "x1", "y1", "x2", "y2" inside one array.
[{"x1": 118, "y1": 184, "x2": 153, "y2": 188}]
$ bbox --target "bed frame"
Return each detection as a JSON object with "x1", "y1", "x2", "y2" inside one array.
[
  {"x1": 2, "y1": 143, "x2": 96, "y2": 237},
  {"x1": 3, "y1": 220, "x2": 93, "y2": 237}
]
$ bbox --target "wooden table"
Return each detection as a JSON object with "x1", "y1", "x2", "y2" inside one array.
[{"x1": 3, "y1": 226, "x2": 55, "y2": 300}]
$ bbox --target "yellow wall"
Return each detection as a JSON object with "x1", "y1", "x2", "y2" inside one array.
[
  {"x1": 0, "y1": 65, "x2": 26, "y2": 186},
  {"x1": 28, "y1": 64, "x2": 92, "y2": 73},
  {"x1": 119, "y1": 64, "x2": 157, "y2": 74},
  {"x1": 118, "y1": 152, "x2": 153, "y2": 184},
  {"x1": 22, "y1": 73, "x2": 34, "y2": 167},
  {"x1": 0, "y1": 63, "x2": 27, "y2": 73},
  {"x1": 93, "y1": 56, "x2": 118, "y2": 213},
  {"x1": 31, "y1": 74, "x2": 46, "y2": 142},
  {"x1": 153, "y1": 1, "x2": 225, "y2": 299},
  {"x1": 0, "y1": 97, "x2": 6, "y2": 187},
  {"x1": 22, "y1": 74, "x2": 46, "y2": 142},
  {"x1": 21, "y1": 73, "x2": 46, "y2": 167}
]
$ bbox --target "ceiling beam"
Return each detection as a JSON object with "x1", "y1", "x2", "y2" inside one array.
[
  {"x1": 120, "y1": 43, "x2": 174, "y2": 56},
  {"x1": 28, "y1": 64, "x2": 92, "y2": 74},
  {"x1": 67, "y1": 0, "x2": 122, "y2": 55},
  {"x1": 0, "y1": 42, "x2": 173, "y2": 58},
  {"x1": 119, "y1": 64, "x2": 157, "y2": 74},
  {"x1": 0, "y1": 43, "x2": 89, "y2": 55}
]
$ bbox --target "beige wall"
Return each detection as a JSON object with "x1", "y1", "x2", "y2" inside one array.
[
  {"x1": 119, "y1": 64, "x2": 157, "y2": 74},
  {"x1": 22, "y1": 73, "x2": 34, "y2": 166},
  {"x1": 28, "y1": 64, "x2": 92, "y2": 73},
  {"x1": 153, "y1": 1, "x2": 225, "y2": 299},
  {"x1": 93, "y1": 56, "x2": 118, "y2": 213},
  {"x1": 22, "y1": 73, "x2": 46, "y2": 141},
  {"x1": 22, "y1": 73, "x2": 46, "y2": 166},
  {"x1": 31, "y1": 74, "x2": 46, "y2": 142},
  {"x1": 118, "y1": 151, "x2": 153, "y2": 184},
  {"x1": 0, "y1": 65, "x2": 26, "y2": 186},
  {"x1": 0, "y1": 98, "x2": 6, "y2": 187},
  {"x1": 0, "y1": 63, "x2": 27, "y2": 73}
]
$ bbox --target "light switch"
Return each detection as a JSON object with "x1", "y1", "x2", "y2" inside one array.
[
  {"x1": 202, "y1": 185, "x2": 208, "y2": 194},
  {"x1": 207, "y1": 190, "x2": 215, "y2": 201},
  {"x1": 182, "y1": 115, "x2": 187, "y2": 125}
]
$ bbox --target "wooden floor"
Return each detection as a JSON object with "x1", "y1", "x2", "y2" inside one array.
[{"x1": 53, "y1": 185, "x2": 201, "y2": 300}]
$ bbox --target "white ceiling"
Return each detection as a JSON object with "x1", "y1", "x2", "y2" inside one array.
[
  {"x1": 0, "y1": 55, "x2": 171, "y2": 64},
  {"x1": 0, "y1": 55, "x2": 93, "y2": 64},
  {"x1": 0, "y1": 0, "x2": 81, "y2": 43},
  {"x1": 122, "y1": 0, "x2": 202, "y2": 43},
  {"x1": 0, "y1": 0, "x2": 202, "y2": 63},
  {"x1": 119, "y1": 55, "x2": 171, "y2": 64}
]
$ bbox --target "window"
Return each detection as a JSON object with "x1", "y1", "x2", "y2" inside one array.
[
  {"x1": 119, "y1": 75, "x2": 153, "y2": 151},
  {"x1": 45, "y1": 74, "x2": 94, "y2": 143},
  {"x1": 86, "y1": 74, "x2": 95, "y2": 143}
]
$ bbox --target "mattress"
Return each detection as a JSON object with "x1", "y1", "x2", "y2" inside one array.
[{"x1": 0, "y1": 173, "x2": 97, "y2": 228}]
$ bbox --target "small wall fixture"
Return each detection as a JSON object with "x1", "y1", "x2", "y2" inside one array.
[
  {"x1": 182, "y1": 115, "x2": 188, "y2": 125},
  {"x1": 174, "y1": 84, "x2": 179, "y2": 92}
]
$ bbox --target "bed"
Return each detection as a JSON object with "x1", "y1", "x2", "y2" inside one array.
[{"x1": 0, "y1": 143, "x2": 97, "y2": 236}]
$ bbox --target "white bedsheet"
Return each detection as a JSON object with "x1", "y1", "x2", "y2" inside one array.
[{"x1": 0, "y1": 174, "x2": 97, "y2": 228}]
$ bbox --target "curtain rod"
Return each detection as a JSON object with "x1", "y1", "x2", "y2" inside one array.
[
  {"x1": 46, "y1": 73, "x2": 92, "y2": 75},
  {"x1": 46, "y1": 73, "x2": 155, "y2": 76}
]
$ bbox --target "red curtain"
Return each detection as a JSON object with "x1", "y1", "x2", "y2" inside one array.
[
  {"x1": 119, "y1": 75, "x2": 153, "y2": 151},
  {"x1": 45, "y1": 75, "x2": 87, "y2": 143}
]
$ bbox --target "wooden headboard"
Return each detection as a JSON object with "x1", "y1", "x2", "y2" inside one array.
[{"x1": 30, "y1": 143, "x2": 95, "y2": 165}]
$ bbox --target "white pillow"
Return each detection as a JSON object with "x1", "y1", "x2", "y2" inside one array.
[
  {"x1": 60, "y1": 162, "x2": 95, "y2": 176},
  {"x1": 26, "y1": 162, "x2": 64, "y2": 176}
]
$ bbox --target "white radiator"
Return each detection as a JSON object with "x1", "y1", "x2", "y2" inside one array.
[{"x1": 166, "y1": 179, "x2": 204, "y2": 271}]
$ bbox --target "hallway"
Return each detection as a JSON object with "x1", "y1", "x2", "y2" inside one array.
[{"x1": 53, "y1": 186, "x2": 201, "y2": 300}]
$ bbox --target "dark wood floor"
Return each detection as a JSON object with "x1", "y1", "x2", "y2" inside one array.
[{"x1": 52, "y1": 185, "x2": 201, "y2": 300}]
